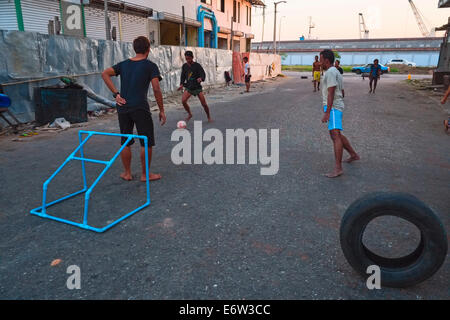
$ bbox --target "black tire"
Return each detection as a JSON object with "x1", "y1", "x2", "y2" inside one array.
[
  {"x1": 356, "y1": 70, "x2": 362, "y2": 75},
  {"x1": 340, "y1": 192, "x2": 447, "y2": 288}
]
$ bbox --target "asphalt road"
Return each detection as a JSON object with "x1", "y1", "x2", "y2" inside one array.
[{"x1": 0, "y1": 72, "x2": 449, "y2": 299}]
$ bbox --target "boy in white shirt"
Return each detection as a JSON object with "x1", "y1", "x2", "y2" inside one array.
[
  {"x1": 320, "y1": 49, "x2": 359, "y2": 178},
  {"x1": 243, "y1": 57, "x2": 251, "y2": 93}
]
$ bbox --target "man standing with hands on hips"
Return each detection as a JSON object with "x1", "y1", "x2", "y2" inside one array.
[
  {"x1": 320, "y1": 49, "x2": 359, "y2": 178},
  {"x1": 102, "y1": 36, "x2": 166, "y2": 182}
]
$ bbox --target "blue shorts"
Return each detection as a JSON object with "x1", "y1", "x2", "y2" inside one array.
[{"x1": 323, "y1": 106, "x2": 343, "y2": 131}]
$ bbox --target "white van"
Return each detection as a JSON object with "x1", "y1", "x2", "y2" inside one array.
[{"x1": 386, "y1": 59, "x2": 417, "y2": 67}]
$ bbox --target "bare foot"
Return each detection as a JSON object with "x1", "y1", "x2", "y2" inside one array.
[
  {"x1": 185, "y1": 114, "x2": 193, "y2": 122},
  {"x1": 207, "y1": 118, "x2": 214, "y2": 123},
  {"x1": 324, "y1": 170, "x2": 343, "y2": 178},
  {"x1": 344, "y1": 155, "x2": 360, "y2": 163},
  {"x1": 141, "y1": 173, "x2": 162, "y2": 182},
  {"x1": 120, "y1": 172, "x2": 133, "y2": 181},
  {"x1": 368, "y1": 89, "x2": 372, "y2": 94}
]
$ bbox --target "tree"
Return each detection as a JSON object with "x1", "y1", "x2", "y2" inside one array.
[{"x1": 333, "y1": 51, "x2": 341, "y2": 59}]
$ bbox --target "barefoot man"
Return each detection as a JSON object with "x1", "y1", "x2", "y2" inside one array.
[
  {"x1": 178, "y1": 51, "x2": 212, "y2": 122},
  {"x1": 320, "y1": 49, "x2": 359, "y2": 178},
  {"x1": 312, "y1": 55, "x2": 322, "y2": 92},
  {"x1": 102, "y1": 36, "x2": 166, "y2": 182}
]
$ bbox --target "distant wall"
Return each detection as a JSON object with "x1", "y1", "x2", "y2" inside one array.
[
  {"x1": 282, "y1": 51, "x2": 439, "y2": 67},
  {"x1": 249, "y1": 52, "x2": 282, "y2": 81},
  {"x1": 232, "y1": 52, "x2": 281, "y2": 84}
]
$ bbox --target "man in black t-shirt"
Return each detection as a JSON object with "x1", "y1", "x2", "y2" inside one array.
[
  {"x1": 102, "y1": 36, "x2": 166, "y2": 182},
  {"x1": 178, "y1": 51, "x2": 212, "y2": 122}
]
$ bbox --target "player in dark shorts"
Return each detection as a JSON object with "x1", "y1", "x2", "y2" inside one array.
[
  {"x1": 369, "y1": 59, "x2": 382, "y2": 94},
  {"x1": 178, "y1": 51, "x2": 212, "y2": 122},
  {"x1": 102, "y1": 36, "x2": 166, "y2": 182}
]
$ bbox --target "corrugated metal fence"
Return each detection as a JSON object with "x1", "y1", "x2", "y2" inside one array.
[{"x1": 0, "y1": 0, "x2": 19, "y2": 31}]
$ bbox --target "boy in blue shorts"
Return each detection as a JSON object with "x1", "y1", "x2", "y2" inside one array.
[{"x1": 320, "y1": 49, "x2": 359, "y2": 178}]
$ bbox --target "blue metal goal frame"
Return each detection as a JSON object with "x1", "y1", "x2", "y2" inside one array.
[{"x1": 30, "y1": 130, "x2": 151, "y2": 233}]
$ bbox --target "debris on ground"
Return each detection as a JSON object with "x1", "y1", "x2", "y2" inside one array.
[
  {"x1": 49, "y1": 117, "x2": 71, "y2": 130},
  {"x1": 50, "y1": 259, "x2": 62, "y2": 267},
  {"x1": 405, "y1": 79, "x2": 444, "y2": 93},
  {"x1": 389, "y1": 64, "x2": 435, "y2": 75}
]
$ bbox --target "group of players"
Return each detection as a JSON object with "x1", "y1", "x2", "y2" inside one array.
[
  {"x1": 103, "y1": 35, "x2": 447, "y2": 181},
  {"x1": 312, "y1": 55, "x2": 382, "y2": 94},
  {"x1": 101, "y1": 36, "x2": 253, "y2": 182}
]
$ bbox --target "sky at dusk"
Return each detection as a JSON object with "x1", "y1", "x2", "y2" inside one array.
[{"x1": 252, "y1": 0, "x2": 450, "y2": 41}]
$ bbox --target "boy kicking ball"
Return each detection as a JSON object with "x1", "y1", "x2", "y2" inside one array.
[{"x1": 178, "y1": 51, "x2": 213, "y2": 123}]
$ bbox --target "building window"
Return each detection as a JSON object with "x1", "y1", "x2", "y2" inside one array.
[
  {"x1": 238, "y1": 2, "x2": 240, "y2": 23},
  {"x1": 246, "y1": 6, "x2": 249, "y2": 25},
  {"x1": 201, "y1": 0, "x2": 212, "y2": 5},
  {"x1": 218, "y1": 0, "x2": 225, "y2": 13},
  {"x1": 233, "y1": 1, "x2": 237, "y2": 22}
]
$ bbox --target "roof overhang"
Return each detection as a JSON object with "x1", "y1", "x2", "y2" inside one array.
[
  {"x1": 157, "y1": 12, "x2": 201, "y2": 28},
  {"x1": 246, "y1": 0, "x2": 266, "y2": 7},
  {"x1": 88, "y1": 0, "x2": 153, "y2": 17},
  {"x1": 219, "y1": 27, "x2": 232, "y2": 34}
]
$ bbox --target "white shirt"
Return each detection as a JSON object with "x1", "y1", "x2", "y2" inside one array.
[
  {"x1": 322, "y1": 66, "x2": 345, "y2": 112},
  {"x1": 244, "y1": 63, "x2": 250, "y2": 75}
]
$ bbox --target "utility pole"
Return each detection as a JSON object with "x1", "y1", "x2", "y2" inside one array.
[
  {"x1": 273, "y1": 1, "x2": 287, "y2": 55},
  {"x1": 230, "y1": 15, "x2": 234, "y2": 51},
  {"x1": 278, "y1": 16, "x2": 285, "y2": 50},
  {"x1": 182, "y1": 5, "x2": 186, "y2": 46},
  {"x1": 261, "y1": 5, "x2": 265, "y2": 49},
  {"x1": 105, "y1": 0, "x2": 111, "y2": 40}
]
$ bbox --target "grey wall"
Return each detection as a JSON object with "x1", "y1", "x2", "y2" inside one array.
[
  {"x1": 282, "y1": 51, "x2": 440, "y2": 67},
  {"x1": 0, "y1": 29, "x2": 233, "y2": 123}
]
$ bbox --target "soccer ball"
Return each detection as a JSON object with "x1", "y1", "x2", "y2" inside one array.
[{"x1": 177, "y1": 121, "x2": 187, "y2": 129}]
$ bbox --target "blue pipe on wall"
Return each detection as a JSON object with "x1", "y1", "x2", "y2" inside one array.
[{"x1": 197, "y1": 5, "x2": 218, "y2": 48}]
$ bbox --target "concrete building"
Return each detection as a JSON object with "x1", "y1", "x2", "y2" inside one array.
[
  {"x1": 0, "y1": 0, "x2": 263, "y2": 52},
  {"x1": 142, "y1": 0, "x2": 263, "y2": 51},
  {"x1": 0, "y1": 0, "x2": 154, "y2": 42},
  {"x1": 253, "y1": 38, "x2": 442, "y2": 67},
  {"x1": 198, "y1": 0, "x2": 263, "y2": 52}
]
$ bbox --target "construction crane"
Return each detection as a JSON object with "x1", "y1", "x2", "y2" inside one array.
[
  {"x1": 308, "y1": 16, "x2": 315, "y2": 39},
  {"x1": 408, "y1": 0, "x2": 436, "y2": 37},
  {"x1": 359, "y1": 13, "x2": 369, "y2": 39}
]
